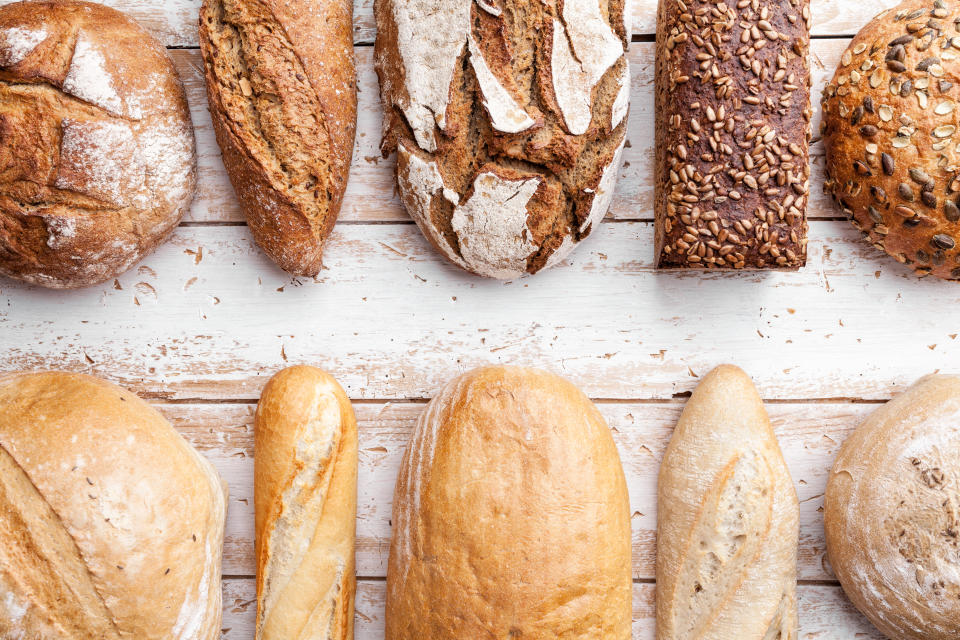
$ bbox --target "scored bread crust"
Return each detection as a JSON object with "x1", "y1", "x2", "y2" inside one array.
[
  {"x1": 655, "y1": 365, "x2": 799, "y2": 640},
  {"x1": 374, "y1": 0, "x2": 630, "y2": 279},
  {"x1": 824, "y1": 375, "x2": 960, "y2": 640},
  {"x1": 199, "y1": 0, "x2": 356, "y2": 277},
  {"x1": 0, "y1": 371, "x2": 227, "y2": 640},
  {"x1": 385, "y1": 366, "x2": 632, "y2": 639},
  {"x1": 254, "y1": 365, "x2": 358, "y2": 640},
  {"x1": 822, "y1": 0, "x2": 960, "y2": 280},
  {"x1": 0, "y1": 0, "x2": 197, "y2": 289}
]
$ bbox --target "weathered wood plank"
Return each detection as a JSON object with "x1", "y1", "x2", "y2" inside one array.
[
  {"x1": 3, "y1": 222, "x2": 957, "y2": 402},
  {"x1": 165, "y1": 401, "x2": 867, "y2": 582},
  {"x1": 220, "y1": 579, "x2": 882, "y2": 638},
  {"x1": 5, "y1": 0, "x2": 899, "y2": 47},
  {"x1": 176, "y1": 40, "x2": 852, "y2": 224}
]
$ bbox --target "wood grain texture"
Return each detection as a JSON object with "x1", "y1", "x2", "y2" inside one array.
[
  {"x1": 177, "y1": 40, "x2": 852, "y2": 224},
  {"x1": 3, "y1": 223, "x2": 957, "y2": 401},
  {"x1": 0, "y1": 0, "x2": 900, "y2": 46},
  {"x1": 220, "y1": 580, "x2": 882, "y2": 639}
]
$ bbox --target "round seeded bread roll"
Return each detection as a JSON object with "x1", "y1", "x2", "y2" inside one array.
[
  {"x1": 0, "y1": 0, "x2": 197, "y2": 289},
  {"x1": 822, "y1": 0, "x2": 960, "y2": 280},
  {"x1": 824, "y1": 374, "x2": 960, "y2": 640}
]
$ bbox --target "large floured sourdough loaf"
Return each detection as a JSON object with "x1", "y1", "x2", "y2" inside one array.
[
  {"x1": 374, "y1": 0, "x2": 630, "y2": 279},
  {"x1": 822, "y1": 0, "x2": 960, "y2": 280},
  {"x1": 0, "y1": 0, "x2": 196, "y2": 289},
  {"x1": 199, "y1": 0, "x2": 356, "y2": 277},
  {"x1": 385, "y1": 366, "x2": 632, "y2": 638},
  {"x1": 254, "y1": 366, "x2": 358, "y2": 640},
  {"x1": 656, "y1": 365, "x2": 799, "y2": 639},
  {"x1": 825, "y1": 375, "x2": 960, "y2": 640},
  {"x1": 655, "y1": 0, "x2": 811, "y2": 269},
  {"x1": 0, "y1": 371, "x2": 227, "y2": 639}
]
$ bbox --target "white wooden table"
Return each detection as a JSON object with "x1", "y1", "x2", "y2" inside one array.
[{"x1": 3, "y1": 0, "x2": 953, "y2": 636}]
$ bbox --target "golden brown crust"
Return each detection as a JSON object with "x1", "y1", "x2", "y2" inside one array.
[
  {"x1": 0, "y1": 371, "x2": 227, "y2": 639},
  {"x1": 655, "y1": 0, "x2": 811, "y2": 270},
  {"x1": 824, "y1": 374, "x2": 960, "y2": 639},
  {"x1": 254, "y1": 365, "x2": 358, "y2": 640},
  {"x1": 199, "y1": 0, "x2": 357, "y2": 277},
  {"x1": 822, "y1": 0, "x2": 960, "y2": 280},
  {"x1": 0, "y1": 0, "x2": 197, "y2": 289},
  {"x1": 385, "y1": 366, "x2": 632, "y2": 639}
]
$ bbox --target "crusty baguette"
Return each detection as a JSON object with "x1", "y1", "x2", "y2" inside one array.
[
  {"x1": 656, "y1": 365, "x2": 799, "y2": 639},
  {"x1": 385, "y1": 366, "x2": 632, "y2": 639},
  {"x1": 255, "y1": 365, "x2": 358, "y2": 640},
  {"x1": 199, "y1": 0, "x2": 356, "y2": 276},
  {"x1": 825, "y1": 374, "x2": 960, "y2": 639},
  {"x1": 0, "y1": 371, "x2": 227, "y2": 639}
]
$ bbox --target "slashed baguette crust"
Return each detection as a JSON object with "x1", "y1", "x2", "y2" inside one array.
[
  {"x1": 825, "y1": 375, "x2": 960, "y2": 639},
  {"x1": 0, "y1": 371, "x2": 227, "y2": 640},
  {"x1": 656, "y1": 365, "x2": 799, "y2": 639},
  {"x1": 385, "y1": 366, "x2": 632, "y2": 639},
  {"x1": 255, "y1": 365, "x2": 358, "y2": 640},
  {"x1": 199, "y1": 0, "x2": 356, "y2": 276}
]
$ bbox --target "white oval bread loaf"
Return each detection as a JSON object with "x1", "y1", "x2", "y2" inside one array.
[
  {"x1": 0, "y1": 371, "x2": 227, "y2": 639},
  {"x1": 254, "y1": 366, "x2": 358, "y2": 640},
  {"x1": 655, "y1": 365, "x2": 799, "y2": 639},
  {"x1": 824, "y1": 374, "x2": 960, "y2": 640},
  {"x1": 385, "y1": 365, "x2": 632, "y2": 639}
]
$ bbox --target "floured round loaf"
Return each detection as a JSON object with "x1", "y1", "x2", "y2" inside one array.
[
  {"x1": 385, "y1": 365, "x2": 632, "y2": 638},
  {"x1": 825, "y1": 374, "x2": 960, "y2": 639},
  {"x1": 0, "y1": 1, "x2": 196, "y2": 289},
  {"x1": 374, "y1": 0, "x2": 630, "y2": 279},
  {"x1": 0, "y1": 371, "x2": 227, "y2": 639}
]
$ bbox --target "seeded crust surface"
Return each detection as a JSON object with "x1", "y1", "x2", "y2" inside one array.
[
  {"x1": 822, "y1": 0, "x2": 960, "y2": 280},
  {"x1": 0, "y1": 0, "x2": 197, "y2": 289},
  {"x1": 655, "y1": 0, "x2": 811, "y2": 270},
  {"x1": 199, "y1": 0, "x2": 356, "y2": 277}
]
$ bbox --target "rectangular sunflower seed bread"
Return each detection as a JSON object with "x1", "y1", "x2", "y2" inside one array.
[{"x1": 655, "y1": 0, "x2": 811, "y2": 269}]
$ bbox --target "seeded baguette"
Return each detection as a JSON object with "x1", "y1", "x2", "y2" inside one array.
[
  {"x1": 822, "y1": 0, "x2": 960, "y2": 280},
  {"x1": 655, "y1": 0, "x2": 811, "y2": 269},
  {"x1": 656, "y1": 365, "x2": 799, "y2": 639},
  {"x1": 199, "y1": 0, "x2": 356, "y2": 277}
]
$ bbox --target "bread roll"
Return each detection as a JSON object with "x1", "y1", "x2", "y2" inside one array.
[
  {"x1": 255, "y1": 366, "x2": 358, "y2": 640},
  {"x1": 822, "y1": 0, "x2": 960, "y2": 280},
  {"x1": 655, "y1": 0, "x2": 811, "y2": 269},
  {"x1": 199, "y1": 0, "x2": 357, "y2": 277},
  {"x1": 385, "y1": 366, "x2": 632, "y2": 638},
  {"x1": 656, "y1": 365, "x2": 799, "y2": 639},
  {"x1": 824, "y1": 374, "x2": 960, "y2": 639},
  {"x1": 0, "y1": 0, "x2": 197, "y2": 289},
  {"x1": 0, "y1": 371, "x2": 226, "y2": 639},
  {"x1": 374, "y1": 0, "x2": 630, "y2": 279}
]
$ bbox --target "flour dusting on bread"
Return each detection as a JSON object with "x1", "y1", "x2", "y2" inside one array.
[{"x1": 0, "y1": 26, "x2": 45, "y2": 65}]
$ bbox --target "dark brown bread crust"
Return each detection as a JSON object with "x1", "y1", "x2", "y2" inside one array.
[
  {"x1": 655, "y1": 0, "x2": 811, "y2": 270},
  {"x1": 822, "y1": 0, "x2": 960, "y2": 281},
  {"x1": 0, "y1": 0, "x2": 196, "y2": 289},
  {"x1": 199, "y1": 0, "x2": 356, "y2": 277}
]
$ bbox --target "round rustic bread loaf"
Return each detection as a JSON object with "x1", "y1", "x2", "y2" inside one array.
[
  {"x1": 822, "y1": 0, "x2": 960, "y2": 280},
  {"x1": 824, "y1": 374, "x2": 960, "y2": 640},
  {"x1": 374, "y1": 0, "x2": 630, "y2": 279},
  {"x1": 0, "y1": 1, "x2": 196, "y2": 289},
  {"x1": 0, "y1": 371, "x2": 227, "y2": 639}
]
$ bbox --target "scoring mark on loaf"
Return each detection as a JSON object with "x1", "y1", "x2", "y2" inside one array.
[
  {"x1": 63, "y1": 31, "x2": 124, "y2": 118},
  {"x1": 467, "y1": 35, "x2": 535, "y2": 134}
]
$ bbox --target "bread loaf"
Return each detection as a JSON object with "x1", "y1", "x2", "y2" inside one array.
[
  {"x1": 655, "y1": 0, "x2": 811, "y2": 269},
  {"x1": 199, "y1": 0, "x2": 356, "y2": 277},
  {"x1": 656, "y1": 365, "x2": 798, "y2": 639},
  {"x1": 824, "y1": 374, "x2": 960, "y2": 639},
  {"x1": 0, "y1": 371, "x2": 227, "y2": 639},
  {"x1": 822, "y1": 0, "x2": 960, "y2": 280},
  {"x1": 385, "y1": 366, "x2": 632, "y2": 638},
  {"x1": 374, "y1": 0, "x2": 630, "y2": 279},
  {"x1": 255, "y1": 366, "x2": 358, "y2": 640},
  {"x1": 0, "y1": 0, "x2": 196, "y2": 289}
]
